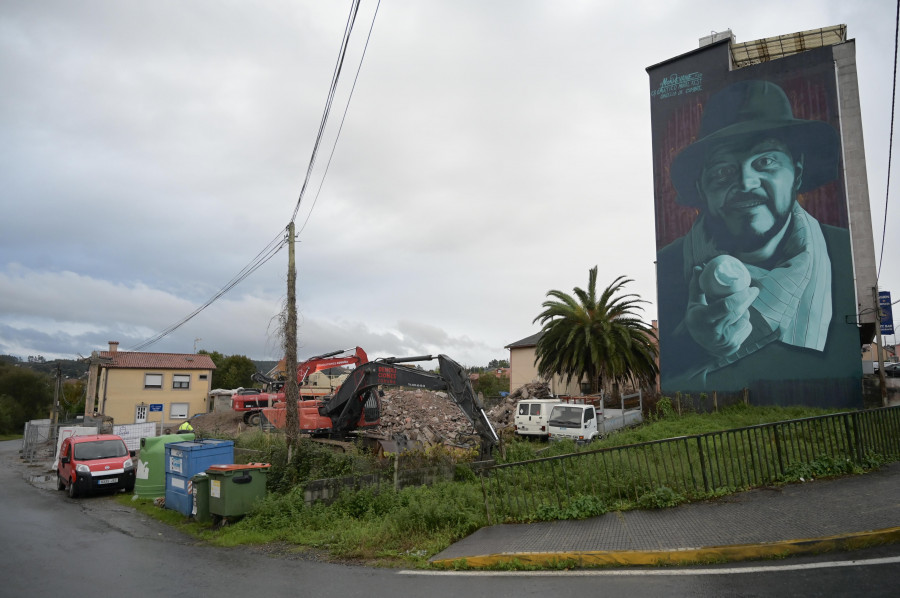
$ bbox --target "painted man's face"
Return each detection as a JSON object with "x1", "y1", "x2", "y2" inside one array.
[{"x1": 697, "y1": 136, "x2": 803, "y2": 253}]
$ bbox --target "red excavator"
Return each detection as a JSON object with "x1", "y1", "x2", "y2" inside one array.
[
  {"x1": 232, "y1": 347, "x2": 369, "y2": 426},
  {"x1": 261, "y1": 353, "x2": 499, "y2": 457}
]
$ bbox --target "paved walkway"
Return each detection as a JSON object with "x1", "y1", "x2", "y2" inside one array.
[{"x1": 430, "y1": 462, "x2": 900, "y2": 567}]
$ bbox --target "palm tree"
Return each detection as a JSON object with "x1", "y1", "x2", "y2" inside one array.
[{"x1": 533, "y1": 267, "x2": 658, "y2": 396}]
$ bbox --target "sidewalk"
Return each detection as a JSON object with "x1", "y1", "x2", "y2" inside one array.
[{"x1": 430, "y1": 462, "x2": 900, "y2": 568}]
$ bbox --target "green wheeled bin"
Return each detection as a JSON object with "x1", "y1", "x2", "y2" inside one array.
[
  {"x1": 191, "y1": 472, "x2": 211, "y2": 523},
  {"x1": 207, "y1": 463, "x2": 271, "y2": 519}
]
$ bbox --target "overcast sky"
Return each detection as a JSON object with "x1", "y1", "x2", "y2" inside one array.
[{"x1": 1, "y1": 0, "x2": 897, "y2": 367}]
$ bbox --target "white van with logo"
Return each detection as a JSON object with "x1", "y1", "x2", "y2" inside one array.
[{"x1": 514, "y1": 399, "x2": 559, "y2": 438}]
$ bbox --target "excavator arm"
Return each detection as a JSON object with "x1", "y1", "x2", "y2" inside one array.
[{"x1": 319, "y1": 354, "x2": 498, "y2": 454}]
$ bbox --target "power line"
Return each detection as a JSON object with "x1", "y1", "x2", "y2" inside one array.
[
  {"x1": 128, "y1": 0, "x2": 378, "y2": 352},
  {"x1": 300, "y1": 0, "x2": 381, "y2": 236},
  {"x1": 128, "y1": 229, "x2": 287, "y2": 351},
  {"x1": 291, "y1": 0, "x2": 362, "y2": 223},
  {"x1": 878, "y1": 0, "x2": 900, "y2": 281}
]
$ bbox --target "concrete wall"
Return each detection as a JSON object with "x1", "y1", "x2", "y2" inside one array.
[{"x1": 834, "y1": 40, "x2": 879, "y2": 331}]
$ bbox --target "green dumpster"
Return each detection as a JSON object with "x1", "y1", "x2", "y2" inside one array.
[
  {"x1": 207, "y1": 463, "x2": 271, "y2": 518},
  {"x1": 134, "y1": 433, "x2": 195, "y2": 499}
]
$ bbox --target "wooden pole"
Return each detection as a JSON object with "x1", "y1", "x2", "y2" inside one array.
[{"x1": 285, "y1": 222, "x2": 300, "y2": 460}]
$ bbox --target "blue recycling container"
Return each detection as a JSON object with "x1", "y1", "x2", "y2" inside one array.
[{"x1": 164, "y1": 439, "x2": 234, "y2": 516}]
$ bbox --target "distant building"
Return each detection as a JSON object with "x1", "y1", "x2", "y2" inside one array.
[
  {"x1": 86, "y1": 341, "x2": 215, "y2": 429},
  {"x1": 505, "y1": 332, "x2": 582, "y2": 396}
]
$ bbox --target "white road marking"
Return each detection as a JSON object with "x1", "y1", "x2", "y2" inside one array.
[{"x1": 399, "y1": 556, "x2": 900, "y2": 576}]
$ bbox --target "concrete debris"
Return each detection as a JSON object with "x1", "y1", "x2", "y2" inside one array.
[
  {"x1": 485, "y1": 382, "x2": 552, "y2": 432},
  {"x1": 190, "y1": 383, "x2": 552, "y2": 447}
]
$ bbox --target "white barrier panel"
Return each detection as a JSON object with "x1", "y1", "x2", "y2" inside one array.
[
  {"x1": 52, "y1": 426, "x2": 98, "y2": 470},
  {"x1": 113, "y1": 423, "x2": 158, "y2": 452}
]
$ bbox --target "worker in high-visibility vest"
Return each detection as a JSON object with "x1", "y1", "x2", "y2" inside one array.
[{"x1": 178, "y1": 420, "x2": 194, "y2": 432}]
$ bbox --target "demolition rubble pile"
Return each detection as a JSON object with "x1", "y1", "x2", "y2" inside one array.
[
  {"x1": 191, "y1": 383, "x2": 555, "y2": 446},
  {"x1": 378, "y1": 388, "x2": 475, "y2": 445},
  {"x1": 485, "y1": 382, "x2": 553, "y2": 433}
]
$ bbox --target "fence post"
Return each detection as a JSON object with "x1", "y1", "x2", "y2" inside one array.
[
  {"x1": 773, "y1": 424, "x2": 784, "y2": 478},
  {"x1": 393, "y1": 453, "x2": 400, "y2": 491},
  {"x1": 479, "y1": 469, "x2": 493, "y2": 525},
  {"x1": 843, "y1": 412, "x2": 861, "y2": 464},
  {"x1": 695, "y1": 436, "x2": 709, "y2": 493}
]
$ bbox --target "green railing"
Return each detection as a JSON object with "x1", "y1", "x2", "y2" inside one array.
[{"x1": 479, "y1": 406, "x2": 900, "y2": 523}]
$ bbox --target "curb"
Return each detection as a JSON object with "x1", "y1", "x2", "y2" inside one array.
[{"x1": 430, "y1": 527, "x2": 900, "y2": 569}]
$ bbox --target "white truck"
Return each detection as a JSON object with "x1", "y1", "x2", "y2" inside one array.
[{"x1": 547, "y1": 394, "x2": 643, "y2": 444}]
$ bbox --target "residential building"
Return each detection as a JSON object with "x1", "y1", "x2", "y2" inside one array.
[
  {"x1": 86, "y1": 341, "x2": 215, "y2": 430},
  {"x1": 505, "y1": 332, "x2": 582, "y2": 396}
]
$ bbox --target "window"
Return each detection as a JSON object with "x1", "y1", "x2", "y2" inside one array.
[
  {"x1": 170, "y1": 403, "x2": 189, "y2": 419},
  {"x1": 199, "y1": 374, "x2": 208, "y2": 380},
  {"x1": 530, "y1": 404, "x2": 542, "y2": 416},
  {"x1": 173, "y1": 374, "x2": 190, "y2": 389},
  {"x1": 144, "y1": 374, "x2": 163, "y2": 389}
]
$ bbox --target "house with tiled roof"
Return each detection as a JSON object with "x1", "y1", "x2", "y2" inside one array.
[
  {"x1": 86, "y1": 341, "x2": 216, "y2": 430},
  {"x1": 505, "y1": 332, "x2": 582, "y2": 396}
]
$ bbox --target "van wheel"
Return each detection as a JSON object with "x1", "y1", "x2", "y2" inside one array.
[
  {"x1": 56, "y1": 474, "x2": 65, "y2": 491},
  {"x1": 67, "y1": 479, "x2": 78, "y2": 499}
]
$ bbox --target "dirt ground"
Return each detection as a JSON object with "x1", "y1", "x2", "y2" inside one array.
[{"x1": 189, "y1": 382, "x2": 552, "y2": 446}]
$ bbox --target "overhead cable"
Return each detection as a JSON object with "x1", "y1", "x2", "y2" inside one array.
[
  {"x1": 291, "y1": 0, "x2": 362, "y2": 223},
  {"x1": 878, "y1": 0, "x2": 900, "y2": 280},
  {"x1": 299, "y1": 0, "x2": 381, "y2": 235},
  {"x1": 128, "y1": 228, "x2": 287, "y2": 352}
]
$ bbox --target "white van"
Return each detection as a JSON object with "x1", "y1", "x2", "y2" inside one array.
[{"x1": 514, "y1": 399, "x2": 559, "y2": 438}]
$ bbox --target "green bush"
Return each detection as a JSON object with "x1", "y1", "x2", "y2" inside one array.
[{"x1": 637, "y1": 486, "x2": 685, "y2": 509}]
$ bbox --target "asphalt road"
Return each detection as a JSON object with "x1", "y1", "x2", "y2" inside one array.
[{"x1": 3, "y1": 439, "x2": 899, "y2": 597}]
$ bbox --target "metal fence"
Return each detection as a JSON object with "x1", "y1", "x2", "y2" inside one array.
[
  {"x1": 20, "y1": 415, "x2": 114, "y2": 463},
  {"x1": 479, "y1": 406, "x2": 900, "y2": 524}
]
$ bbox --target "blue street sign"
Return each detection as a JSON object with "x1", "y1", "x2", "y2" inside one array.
[
  {"x1": 879, "y1": 291, "x2": 894, "y2": 335},
  {"x1": 149, "y1": 404, "x2": 163, "y2": 412}
]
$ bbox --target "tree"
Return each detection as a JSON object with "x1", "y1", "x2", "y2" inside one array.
[
  {"x1": 533, "y1": 267, "x2": 658, "y2": 397},
  {"x1": 473, "y1": 372, "x2": 510, "y2": 397},
  {"x1": 487, "y1": 359, "x2": 510, "y2": 369},
  {"x1": 0, "y1": 362, "x2": 53, "y2": 433},
  {"x1": 218, "y1": 355, "x2": 258, "y2": 389}
]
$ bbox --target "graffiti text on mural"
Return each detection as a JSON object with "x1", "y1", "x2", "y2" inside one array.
[{"x1": 652, "y1": 72, "x2": 703, "y2": 99}]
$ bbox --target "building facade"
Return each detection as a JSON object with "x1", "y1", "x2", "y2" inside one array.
[{"x1": 87, "y1": 341, "x2": 215, "y2": 430}]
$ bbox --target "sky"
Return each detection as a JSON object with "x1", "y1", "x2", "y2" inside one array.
[{"x1": 1, "y1": 0, "x2": 897, "y2": 368}]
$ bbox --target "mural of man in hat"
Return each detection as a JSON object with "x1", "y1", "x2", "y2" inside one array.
[{"x1": 657, "y1": 79, "x2": 855, "y2": 390}]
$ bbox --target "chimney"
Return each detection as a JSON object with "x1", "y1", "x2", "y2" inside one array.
[{"x1": 108, "y1": 341, "x2": 119, "y2": 354}]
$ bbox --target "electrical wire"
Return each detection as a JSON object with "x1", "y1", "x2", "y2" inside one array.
[
  {"x1": 299, "y1": 0, "x2": 381, "y2": 236},
  {"x1": 128, "y1": 228, "x2": 287, "y2": 352},
  {"x1": 127, "y1": 0, "x2": 377, "y2": 352},
  {"x1": 291, "y1": 0, "x2": 362, "y2": 223},
  {"x1": 878, "y1": 0, "x2": 900, "y2": 281}
]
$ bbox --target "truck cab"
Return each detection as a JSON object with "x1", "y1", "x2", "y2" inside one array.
[
  {"x1": 56, "y1": 434, "x2": 136, "y2": 498},
  {"x1": 547, "y1": 404, "x2": 600, "y2": 444}
]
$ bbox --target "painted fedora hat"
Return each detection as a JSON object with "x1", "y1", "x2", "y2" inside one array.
[{"x1": 670, "y1": 79, "x2": 841, "y2": 207}]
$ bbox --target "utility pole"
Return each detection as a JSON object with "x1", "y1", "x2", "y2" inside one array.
[
  {"x1": 874, "y1": 286, "x2": 887, "y2": 407},
  {"x1": 50, "y1": 362, "x2": 62, "y2": 429},
  {"x1": 284, "y1": 222, "x2": 300, "y2": 460}
]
